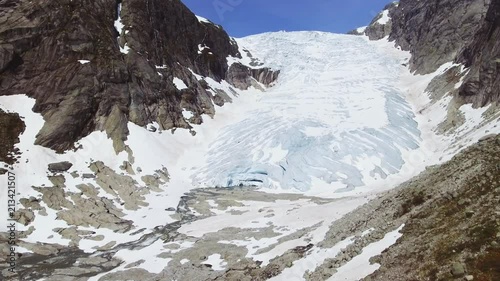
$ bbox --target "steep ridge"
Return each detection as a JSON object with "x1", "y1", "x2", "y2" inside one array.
[
  {"x1": 359, "y1": 0, "x2": 500, "y2": 108},
  {"x1": 0, "y1": 0, "x2": 278, "y2": 152}
]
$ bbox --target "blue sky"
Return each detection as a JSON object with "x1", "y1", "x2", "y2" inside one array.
[{"x1": 181, "y1": 0, "x2": 391, "y2": 37}]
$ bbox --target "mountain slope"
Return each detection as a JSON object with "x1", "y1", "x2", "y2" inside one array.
[{"x1": 0, "y1": 0, "x2": 278, "y2": 153}]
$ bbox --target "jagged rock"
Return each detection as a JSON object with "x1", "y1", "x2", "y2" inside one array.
[
  {"x1": 456, "y1": 0, "x2": 500, "y2": 106},
  {"x1": 155, "y1": 167, "x2": 171, "y2": 182},
  {"x1": 90, "y1": 161, "x2": 149, "y2": 210},
  {"x1": 141, "y1": 175, "x2": 162, "y2": 188},
  {"x1": 15, "y1": 209, "x2": 35, "y2": 226},
  {"x1": 364, "y1": 3, "x2": 398, "y2": 40},
  {"x1": 19, "y1": 197, "x2": 44, "y2": 211},
  {"x1": 451, "y1": 262, "x2": 466, "y2": 277},
  {"x1": 0, "y1": 0, "x2": 279, "y2": 153},
  {"x1": 48, "y1": 175, "x2": 66, "y2": 187},
  {"x1": 226, "y1": 62, "x2": 280, "y2": 90},
  {"x1": 479, "y1": 134, "x2": 497, "y2": 142},
  {"x1": 382, "y1": 0, "x2": 500, "y2": 108},
  {"x1": 0, "y1": 109, "x2": 25, "y2": 164},
  {"x1": 82, "y1": 173, "x2": 96, "y2": 179},
  {"x1": 48, "y1": 162, "x2": 73, "y2": 173}
]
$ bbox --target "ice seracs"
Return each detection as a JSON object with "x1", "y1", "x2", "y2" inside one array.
[{"x1": 193, "y1": 32, "x2": 421, "y2": 192}]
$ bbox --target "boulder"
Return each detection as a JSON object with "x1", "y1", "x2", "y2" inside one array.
[
  {"x1": 451, "y1": 263, "x2": 466, "y2": 277},
  {"x1": 48, "y1": 162, "x2": 73, "y2": 173}
]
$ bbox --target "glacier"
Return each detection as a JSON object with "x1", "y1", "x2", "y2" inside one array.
[{"x1": 193, "y1": 32, "x2": 421, "y2": 192}]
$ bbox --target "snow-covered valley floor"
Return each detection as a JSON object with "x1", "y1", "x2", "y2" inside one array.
[{"x1": 1, "y1": 32, "x2": 499, "y2": 281}]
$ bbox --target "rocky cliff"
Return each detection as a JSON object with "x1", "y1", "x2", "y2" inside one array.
[
  {"x1": 0, "y1": 0, "x2": 278, "y2": 153},
  {"x1": 357, "y1": 0, "x2": 499, "y2": 108}
]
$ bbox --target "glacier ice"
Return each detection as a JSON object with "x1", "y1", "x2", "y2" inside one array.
[{"x1": 193, "y1": 32, "x2": 421, "y2": 192}]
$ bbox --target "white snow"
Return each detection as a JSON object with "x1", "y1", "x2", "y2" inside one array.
[
  {"x1": 198, "y1": 44, "x2": 211, "y2": 54},
  {"x1": 179, "y1": 196, "x2": 368, "y2": 265},
  {"x1": 120, "y1": 44, "x2": 130, "y2": 54},
  {"x1": 327, "y1": 225, "x2": 404, "y2": 281},
  {"x1": 356, "y1": 26, "x2": 367, "y2": 34},
  {"x1": 182, "y1": 109, "x2": 194, "y2": 120},
  {"x1": 195, "y1": 15, "x2": 220, "y2": 29},
  {"x1": 78, "y1": 60, "x2": 90, "y2": 64},
  {"x1": 173, "y1": 77, "x2": 188, "y2": 90},
  {"x1": 377, "y1": 10, "x2": 391, "y2": 25},
  {"x1": 196, "y1": 15, "x2": 211, "y2": 24},
  {"x1": 270, "y1": 236, "x2": 355, "y2": 281},
  {"x1": 0, "y1": 95, "x2": 135, "y2": 244},
  {"x1": 114, "y1": 4, "x2": 125, "y2": 34},
  {"x1": 114, "y1": 3, "x2": 130, "y2": 54},
  {"x1": 194, "y1": 32, "x2": 421, "y2": 192},
  {"x1": 202, "y1": 254, "x2": 228, "y2": 271}
]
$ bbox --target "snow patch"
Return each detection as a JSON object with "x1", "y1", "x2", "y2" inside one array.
[
  {"x1": 202, "y1": 254, "x2": 227, "y2": 271},
  {"x1": 173, "y1": 77, "x2": 188, "y2": 90},
  {"x1": 195, "y1": 32, "x2": 421, "y2": 192},
  {"x1": 114, "y1": 3, "x2": 130, "y2": 54},
  {"x1": 198, "y1": 44, "x2": 211, "y2": 54},
  {"x1": 356, "y1": 26, "x2": 367, "y2": 33},
  {"x1": 377, "y1": 10, "x2": 391, "y2": 25},
  {"x1": 182, "y1": 109, "x2": 194, "y2": 120}
]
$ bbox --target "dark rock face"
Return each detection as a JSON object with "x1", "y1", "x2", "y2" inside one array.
[
  {"x1": 359, "y1": 0, "x2": 499, "y2": 107},
  {"x1": 48, "y1": 162, "x2": 73, "y2": 173},
  {"x1": 0, "y1": 0, "x2": 278, "y2": 152},
  {"x1": 0, "y1": 108, "x2": 25, "y2": 164},
  {"x1": 457, "y1": 0, "x2": 500, "y2": 106},
  {"x1": 364, "y1": 2, "x2": 398, "y2": 41},
  {"x1": 389, "y1": 0, "x2": 490, "y2": 75},
  {"x1": 226, "y1": 63, "x2": 280, "y2": 90}
]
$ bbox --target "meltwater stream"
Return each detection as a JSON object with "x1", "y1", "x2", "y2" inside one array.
[{"x1": 194, "y1": 32, "x2": 421, "y2": 191}]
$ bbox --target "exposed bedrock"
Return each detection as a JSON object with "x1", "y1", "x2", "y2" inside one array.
[{"x1": 0, "y1": 0, "x2": 279, "y2": 153}]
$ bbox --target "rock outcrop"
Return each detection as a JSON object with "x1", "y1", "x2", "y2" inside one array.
[
  {"x1": 364, "y1": 2, "x2": 398, "y2": 41},
  {"x1": 0, "y1": 109, "x2": 25, "y2": 164},
  {"x1": 354, "y1": 0, "x2": 499, "y2": 107},
  {"x1": 226, "y1": 63, "x2": 280, "y2": 90},
  {"x1": 456, "y1": 0, "x2": 500, "y2": 106},
  {"x1": 389, "y1": 0, "x2": 490, "y2": 75},
  {"x1": 0, "y1": 0, "x2": 278, "y2": 153},
  {"x1": 48, "y1": 161, "x2": 73, "y2": 173}
]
